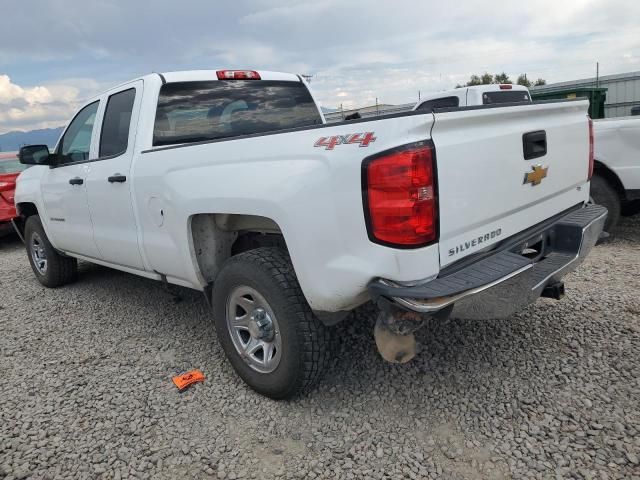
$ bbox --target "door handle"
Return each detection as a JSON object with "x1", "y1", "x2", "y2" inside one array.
[
  {"x1": 69, "y1": 177, "x2": 84, "y2": 185},
  {"x1": 108, "y1": 174, "x2": 127, "y2": 183}
]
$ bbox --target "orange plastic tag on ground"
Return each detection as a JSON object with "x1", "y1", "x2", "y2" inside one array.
[{"x1": 172, "y1": 369, "x2": 205, "y2": 391}]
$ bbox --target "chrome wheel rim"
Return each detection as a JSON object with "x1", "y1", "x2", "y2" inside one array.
[
  {"x1": 226, "y1": 286, "x2": 282, "y2": 373},
  {"x1": 30, "y1": 232, "x2": 47, "y2": 275}
]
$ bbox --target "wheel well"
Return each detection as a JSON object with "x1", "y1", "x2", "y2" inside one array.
[
  {"x1": 17, "y1": 202, "x2": 38, "y2": 218},
  {"x1": 594, "y1": 161, "x2": 626, "y2": 200},
  {"x1": 231, "y1": 232, "x2": 287, "y2": 255},
  {"x1": 13, "y1": 202, "x2": 39, "y2": 237},
  {"x1": 190, "y1": 213, "x2": 286, "y2": 283}
]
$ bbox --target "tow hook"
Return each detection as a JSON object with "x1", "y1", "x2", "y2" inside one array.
[{"x1": 374, "y1": 303, "x2": 425, "y2": 364}]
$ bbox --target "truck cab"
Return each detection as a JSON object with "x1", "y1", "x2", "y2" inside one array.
[{"x1": 413, "y1": 84, "x2": 531, "y2": 112}]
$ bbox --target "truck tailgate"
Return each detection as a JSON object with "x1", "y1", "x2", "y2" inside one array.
[{"x1": 431, "y1": 100, "x2": 591, "y2": 267}]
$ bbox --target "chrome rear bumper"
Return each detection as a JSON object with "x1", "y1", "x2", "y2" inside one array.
[{"x1": 368, "y1": 204, "x2": 607, "y2": 320}]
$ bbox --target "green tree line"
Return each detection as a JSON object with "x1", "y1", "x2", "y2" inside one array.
[{"x1": 456, "y1": 73, "x2": 546, "y2": 88}]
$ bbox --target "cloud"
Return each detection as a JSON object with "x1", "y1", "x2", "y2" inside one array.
[
  {"x1": 0, "y1": 75, "x2": 107, "y2": 132},
  {"x1": 0, "y1": 0, "x2": 639, "y2": 131},
  {"x1": 0, "y1": 75, "x2": 53, "y2": 106}
]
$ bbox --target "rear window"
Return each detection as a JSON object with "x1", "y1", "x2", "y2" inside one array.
[
  {"x1": 482, "y1": 91, "x2": 531, "y2": 105},
  {"x1": 416, "y1": 96, "x2": 460, "y2": 112},
  {"x1": 153, "y1": 80, "x2": 323, "y2": 147}
]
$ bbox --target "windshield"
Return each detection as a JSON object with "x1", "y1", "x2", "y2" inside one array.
[{"x1": 0, "y1": 158, "x2": 30, "y2": 174}]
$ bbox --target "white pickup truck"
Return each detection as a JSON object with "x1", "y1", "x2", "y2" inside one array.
[
  {"x1": 590, "y1": 116, "x2": 640, "y2": 229},
  {"x1": 15, "y1": 69, "x2": 606, "y2": 399},
  {"x1": 413, "y1": 83, "x2": 531, "y2": 112}
]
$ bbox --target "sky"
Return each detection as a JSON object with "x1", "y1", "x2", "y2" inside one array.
[{"x1": 0, "y1": 0, "x2": 639, "y2": 133}]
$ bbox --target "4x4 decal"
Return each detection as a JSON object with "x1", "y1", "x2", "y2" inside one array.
[{"x1": 314, "y1": 132, "x2": 376, "y2": 150}]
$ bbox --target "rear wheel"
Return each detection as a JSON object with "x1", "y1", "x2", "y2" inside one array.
[
  {"x1": 212, "y1": 247, "x2": 331, "y2": 399},
  {"x1": 24, "y1": 215, "x2": 77, "y2": 287},
  {"x1": 590, "y1": 174, "x2": 620, "y2": 232}
]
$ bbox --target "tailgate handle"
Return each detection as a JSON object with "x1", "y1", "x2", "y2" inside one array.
[{"x1": 523, "y1": 130, "x2": 547, "y2": 160}]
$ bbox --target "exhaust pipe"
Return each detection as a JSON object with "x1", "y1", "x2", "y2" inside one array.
[{"x1": 373, "y1": 305, "x2": 425, "y2": 364}]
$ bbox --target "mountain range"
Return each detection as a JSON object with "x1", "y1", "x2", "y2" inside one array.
[{"x1": 0, "y1": 127, "x2": 64, "y2": 153}]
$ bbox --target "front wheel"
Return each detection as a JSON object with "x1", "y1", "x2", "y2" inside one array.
[
  {"x1": 212, "y1": 247, "x2": 331, "y2": 399},
  {"x1": 24, "y1": 215, "x2": 78, "y2": 287}
]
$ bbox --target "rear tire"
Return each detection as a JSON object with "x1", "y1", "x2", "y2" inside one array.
[
  {"x1": 24, "y1": 215, "x2": 77, "y2": 287},
  {"x1": 590, "y1": 174, "x2": 620, "y2": 232},
  {"x1": 212, "y1": 247, "x2": 331, "y2": 399}
]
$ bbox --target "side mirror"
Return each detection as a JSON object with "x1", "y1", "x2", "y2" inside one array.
[{"x1": 19, "y1": 145, "x2": 52, "y2": 165}]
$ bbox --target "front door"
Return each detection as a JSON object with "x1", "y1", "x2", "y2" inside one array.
[
  {"x1": 84, "y1": 82, "x2": 145, "y2": 270},
  {"x1": 41, "y1": 101, "x2": 102, "y2": 258}
]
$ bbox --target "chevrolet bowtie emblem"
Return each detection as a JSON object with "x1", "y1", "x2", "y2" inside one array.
[{"x1": 524, "y1": 164, "x2": 548, "y2": 186}]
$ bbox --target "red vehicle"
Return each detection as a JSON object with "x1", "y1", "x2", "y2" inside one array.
[{"x1": 0, "y1": 152, "x2": 29, "y2": 235}]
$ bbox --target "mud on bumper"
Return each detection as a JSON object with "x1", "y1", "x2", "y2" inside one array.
[{"x1": 368, "y1": 204, "x2": 607, "y2": 320}]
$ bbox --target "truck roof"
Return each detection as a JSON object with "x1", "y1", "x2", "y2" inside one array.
[
  {"x1": 414, "y1": 84, "x2": 530, "y2": 111},
  {"x1": 80, "y1": 69, "x2": 305, "y2": 104},
  {"x1": 160, "y1": 70, "x2": 301, "y2": 83},
  {"x1": 419, "y1": 84, "x2": 528, "y2": 102}
]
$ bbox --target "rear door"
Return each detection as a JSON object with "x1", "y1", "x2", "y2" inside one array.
[
  {"x1": 84, "y1": 81, "x2": 146, "y2": 270},
  {"x1": 431, "y1": 100, "x2": 590, "y2": 267}
]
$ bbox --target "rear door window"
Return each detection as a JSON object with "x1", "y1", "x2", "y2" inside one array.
[
  {"x1": 99, "y1": 88, "x2": 136, "y2": 157},
  {"x1": 153, "y1": 80, "x2": 323, "y2": 146}
]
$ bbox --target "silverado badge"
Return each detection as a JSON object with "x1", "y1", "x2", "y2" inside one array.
[{"x1": 524, "y1": 164, "x2": 548, "y2": 186}]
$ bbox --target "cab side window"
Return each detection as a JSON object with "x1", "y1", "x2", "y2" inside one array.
[
  {"x1": 99, "y1": 88, "x2": 136, "y2": 158},
  {"x1": 59, "y1": 101, "x2": 99, "y2": 164}
]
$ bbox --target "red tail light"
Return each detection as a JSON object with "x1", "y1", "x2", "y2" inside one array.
[
  {"x1": 588, "y1": 117, "x2": 594, "y2": 180},
  {"x1": 499, "y1": 84, "x2": 513, "y2": 90},
  {"x1": 216, "y1": 70, "x2": 261, "y2": 80},
  {"x1": 363, "y1": 142, "x2": 438, "y2": 248}
]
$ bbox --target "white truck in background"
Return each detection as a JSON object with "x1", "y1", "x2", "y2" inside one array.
[
  {"x1": 14, "y1": 70, "x2": 605, "y2": 399},
  {"x1": 412, "y1": 83, "x2": 531, "y2": 112},
  {"x1": 414, "y1": 84, "x2": 640, "y2": 231},
  {"x1": 590, "y1": 117, "x2": 640, "y2": 229}
]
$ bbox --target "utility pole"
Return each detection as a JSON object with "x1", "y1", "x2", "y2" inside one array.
[
  {"x1": 596, "y1": 62, "x2": 599, "y2": 87},
  {"x1": 418, "y1": 90, "x2": 421, "y2": 101},
  {"x1": 375, "y1": 97, "x2": 379, "y2": 116}
]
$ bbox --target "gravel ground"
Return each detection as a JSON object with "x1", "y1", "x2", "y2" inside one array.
[{"x1": 1, "y1": 215, "x2": 639, "y2": 480}]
